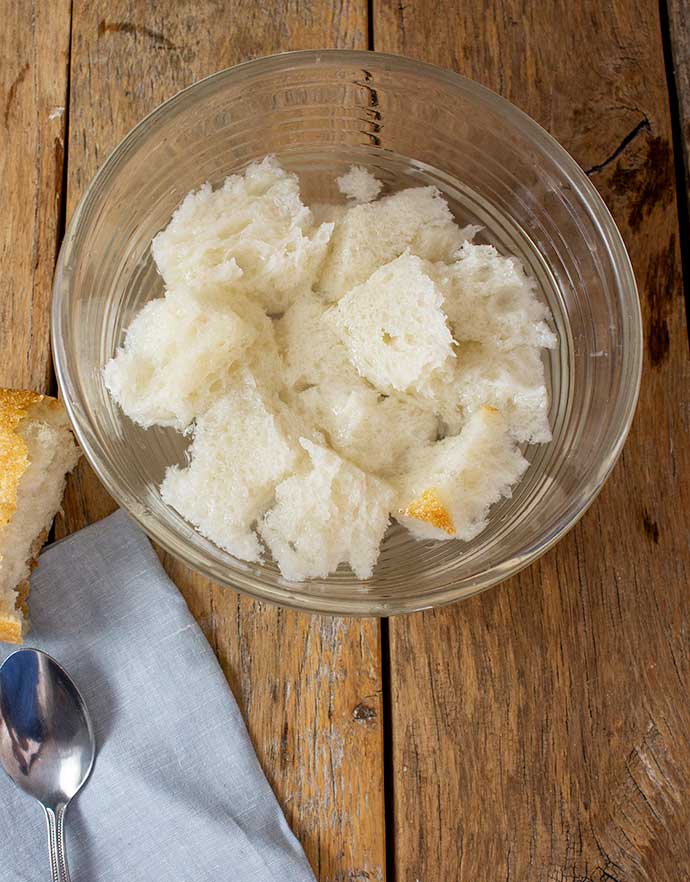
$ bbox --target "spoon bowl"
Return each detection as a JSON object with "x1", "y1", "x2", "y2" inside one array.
[{"x1": 0, "y1": 649, "x2": 95, "y2": 881}]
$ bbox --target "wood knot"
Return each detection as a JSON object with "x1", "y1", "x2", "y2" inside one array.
[
  {"x1": 642, "y1": 508, "x2": 660, "y2": 544},
  {"x1": 352, "y1": 702, "x2": 377, "y2": 722}
]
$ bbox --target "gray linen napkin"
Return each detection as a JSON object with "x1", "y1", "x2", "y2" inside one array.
[{"x1": 0, "y1": 510, "x2": 315, "y2": 882}]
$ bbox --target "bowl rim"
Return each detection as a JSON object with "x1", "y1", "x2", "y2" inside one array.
[{"x1": 52, "y1": 48, "x2": 643, "y2": 617}]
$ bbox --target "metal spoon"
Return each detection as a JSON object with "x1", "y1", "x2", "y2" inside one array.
[{"x1": 0, "y1": 649, "x2": 95, "y2": 881}]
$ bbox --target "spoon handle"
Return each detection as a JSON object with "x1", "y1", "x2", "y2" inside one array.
[
  {"x1": 44, "y1": 805, "x2": 71, "y2": 882},
  {"x1": 55, "y1": 804, "x2": 72, "y2": 881},
  {"x1": 43, "y1": 807, "x2": 61, "y2": 882}
]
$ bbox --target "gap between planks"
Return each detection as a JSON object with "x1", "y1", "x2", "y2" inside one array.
[{"x1": 659, "y1": 0, "x2": 690, "y2": 340}]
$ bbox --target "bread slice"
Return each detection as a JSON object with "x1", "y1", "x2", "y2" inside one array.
[
  {"x1": 395, "y1": 406, "x2": 528, "y2": 542},
  {"x1": 259, "y1": 438, "x2": 394, "y2": 581},
  {"x1": 0, "y1": 390, "x2": 81, "y2": 644},
  {"x1": 327, "y1": 252, "x2": 455, "y2": 395}
]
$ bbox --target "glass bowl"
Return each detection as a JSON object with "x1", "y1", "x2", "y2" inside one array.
[{"x1": 52, "y1": 50, "x2": 642, "y2": 616}]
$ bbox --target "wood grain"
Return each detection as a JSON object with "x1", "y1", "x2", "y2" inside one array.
[
  {"x1": 667, "y1": 0, "x2": 690, "y2": 219},
  {"x1": 375, "y1": 2, "x2": 690, "y2": 880},
  {"x1": 59, "y1": 4, "x2": 385, "y2": 881},
  {"x1": 0, "y1": 0, "x2": 71, "y2": 393},
  {"x1": 7, "y1": 2, "x2": 689, "y2": 880}
]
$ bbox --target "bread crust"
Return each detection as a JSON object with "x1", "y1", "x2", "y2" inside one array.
[
  {"x1": 0, "y1": 389, "x2": 62, "y2": 528},
  {"x1": 0, "y1": 612, "x2": 23, "y2": 644},
  {"x1": 402, "y1": 487, "x2": 456, "y2": 535},
  {"x1": 0, "y1": 389, "x2": 66, "y2": 644}
]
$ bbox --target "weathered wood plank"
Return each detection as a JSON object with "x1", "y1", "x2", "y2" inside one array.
[
  {"x1": 0, "y1": 0, "x2": 71, "y2": 392},
  {"x1": 60, "y1": 4, "x2": 385, "y2": 881},
  {"x1": 375, "y1": 2, "x2": 690, "y2": 880},
  {"x1": 667, "y1": 0, "x2": 690, "y2": 221}
]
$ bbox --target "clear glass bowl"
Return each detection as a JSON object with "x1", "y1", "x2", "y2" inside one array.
[{"x1": 52, "y1": 50, "x2": 642, "y2": 616}]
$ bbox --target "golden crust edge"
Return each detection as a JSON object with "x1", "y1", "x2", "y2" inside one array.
[
  {"x1": 401, "y1": 487, "x2": 456, "y2": 535},
  {"x1": 0, "y1": 527, "x2": 49, "y2": 645},
  {"x1": 0, "y1": 613, "x2": 24, "y2": 645},
  {"x1": 0, "y1": 389, "x2": 66, "y2": 529},
  {"x1": 0, "y1": 388, "x2": 70, "y2": 645}
]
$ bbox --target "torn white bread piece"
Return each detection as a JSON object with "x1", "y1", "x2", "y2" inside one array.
[
  {"x1": 152, "y1": 156, "x2": 333, "y2": 314},
  {"x1": 295, "y1": 381, "x2": 439, "y2": 477},
  {"x1": 415, "y1": 341, "x2": 552, "y2": 443},
  {"x1": 259, "y1": 439, "x2": 394, "y2": 581},
  {"x1": 317, "y1": 186, "x2": 476, "y2": 300},
  {"x1": 160, "y1": 372, "x2": 300, "y2": 562},
  {"x1": 437, "y1": 242, "x2": 557, "y2": 350},
  {"x1": 170, "y1": 286, "x2": 286, "y2": 395},
  {"x1": 0, "y1": 390, "x2": 81, "y2": 644},
  {"x1": 277, "y1": 292, "x2": 362, "y2": 390},
  {"x1": 395, "y1": 406, "x2": 528, "y2": 542},
  {"x1": 455, "y1": 342, "x2": 552, "y2": 443},
  {"x1": 103, "y1": 294, "x2": 257, "y2": 431},
  {"x1": 327, "y1": 252, "x2": 455, "y2": 395}
]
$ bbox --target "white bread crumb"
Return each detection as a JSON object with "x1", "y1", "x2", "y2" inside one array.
[
  {"x1": 259, "y1": 439, "x2": 394, "y2": 580},
  {"x1": 317, "y1": 187, "x2": 473, "y2": 300},
  {"x1": 328, "y1": 252, "x2": 455, "y2": 394},
  {"x1": 395, "y1": 406, "x2": 528, "y2": 541},
  {"x1": 160, "y1": 372, "x2": 300, "y2": 561},
  {"x1": 336, "y1": 165, "x2": 383, "y2": 203},
  {"x1": 152, "y1": 156, "x2": 333, "y2": 314},
  {"x1": 103, "y1": 295, "x2": 256, "y2": 430},
  {"x1": 438, "y1": 242, "x2": 557, "y2": 350}
]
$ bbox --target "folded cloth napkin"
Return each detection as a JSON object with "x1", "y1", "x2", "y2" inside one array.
[{"x1": 0, "y1": 510, "x2": 315, "y2": 882}]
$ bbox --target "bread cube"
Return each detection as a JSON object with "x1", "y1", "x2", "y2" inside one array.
[
  {"x1": 103, "y1": 295, "x2": 256, "y2": 430},
  {"x1": 152, "y1": 156, "x2": 333, "y2": 314},
  {"x1": 328, "y1": 252, "x2": 455, "y2": 395},
  {"x1": 160, "y1": 373, "x2": 299, "y2": 562},
  {"x1": 317, "y1": 186, "x2": 472, "y2": 300},
  {"x1": 439, "y1": 242, "x2": 557, "y2": 350},
  {"x1": 259, "y1": 439, "x2": 394, "y2": 580},
  {"x1": 396, "y1": 406, "x2": 528, "y2": 541}
]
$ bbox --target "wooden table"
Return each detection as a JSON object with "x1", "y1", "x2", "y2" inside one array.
[{"x1": 3, "y1": 2, "x2": 689, "y2": 879}]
